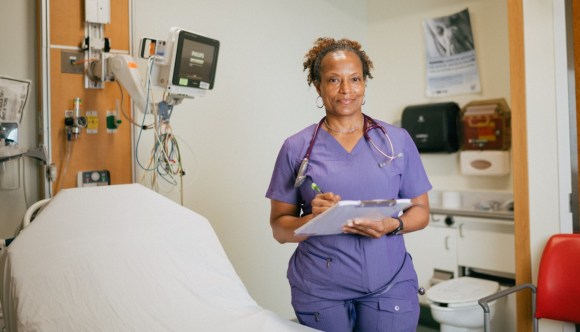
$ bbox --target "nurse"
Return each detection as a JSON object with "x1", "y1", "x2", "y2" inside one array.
[{"x1": 266, "y1": 37, "x2": 432, "y2": 332}]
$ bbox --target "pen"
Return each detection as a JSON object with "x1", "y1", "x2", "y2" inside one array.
[{"x1": 311, "y1": 182, "x2": 324, "y2": 194}]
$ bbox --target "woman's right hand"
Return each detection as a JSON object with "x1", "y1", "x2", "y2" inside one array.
[
  {"x1": 269, "y1": 193, "x2": 341, "y2": 244},
  {"x1": 311, "y1": 192, "x2": 341, "y2": 217}
]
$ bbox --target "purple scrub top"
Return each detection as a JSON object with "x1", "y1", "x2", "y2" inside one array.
[{"x1": 266, "y1": 115, "x2": 432, "y2": 301}]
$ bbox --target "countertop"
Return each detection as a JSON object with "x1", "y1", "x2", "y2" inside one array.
[
  {"x1": 429, "y1": 207, "x2": 514, "y2": 220},
  {"x1": 428, "y1": 190, "x2": 514, "y2": 221}
]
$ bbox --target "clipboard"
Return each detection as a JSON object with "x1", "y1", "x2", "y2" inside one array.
[{"x1": 295, "y1": 199, "x2": 412, "y2": 236}]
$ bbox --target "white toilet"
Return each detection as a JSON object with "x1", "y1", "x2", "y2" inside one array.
[{"x1": 426, "y1": 277, "x2": 499, "y2": 332}]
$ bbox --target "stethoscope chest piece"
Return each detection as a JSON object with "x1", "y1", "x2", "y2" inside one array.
[{"x1": 294, "y1": 158, "x2": 310, "y2": 188}]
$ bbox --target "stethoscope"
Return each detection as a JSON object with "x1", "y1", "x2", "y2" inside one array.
[{"x1": 294, "y1": 114, "x2": 402, "y2": 188}]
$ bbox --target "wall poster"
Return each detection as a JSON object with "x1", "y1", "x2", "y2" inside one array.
[{"x1": 423, "y1": 8, "x2": 481, "y2": 97}]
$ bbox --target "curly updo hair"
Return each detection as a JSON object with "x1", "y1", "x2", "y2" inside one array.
[{"x1": 303, "y1": 37, "x2": 374, "y2": 86}]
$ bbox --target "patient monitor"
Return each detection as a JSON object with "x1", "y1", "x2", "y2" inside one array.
[{"x1": 107, "y1": 27, "x2": 220, "y2": 115}]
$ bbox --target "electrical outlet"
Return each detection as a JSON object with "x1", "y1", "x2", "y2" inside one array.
[{"x1": 61, "y1": 51, "x2": 84, "y2": 74}]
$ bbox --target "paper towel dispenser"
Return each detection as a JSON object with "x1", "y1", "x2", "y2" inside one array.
[{"x1": 401, "y1": 102, "x2": 460, "y2": 153}]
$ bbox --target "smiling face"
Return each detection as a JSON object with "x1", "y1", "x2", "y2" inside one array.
[{"x1": 315, "y1": 50, "x2": 365, "y2": 118}]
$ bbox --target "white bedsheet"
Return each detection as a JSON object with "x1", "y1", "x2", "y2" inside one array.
[{"x1": 1, "y1": 184, "x2": 314, "y2": 332}]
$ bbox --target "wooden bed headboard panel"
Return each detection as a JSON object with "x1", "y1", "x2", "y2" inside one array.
[{"x1": 43, "y1": 0, "x2": 132, "y2": 193}]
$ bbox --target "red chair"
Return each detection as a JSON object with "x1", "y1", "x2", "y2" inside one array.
[{"x1": 478, "y1": 233, "x2": 580, "y2": 331}]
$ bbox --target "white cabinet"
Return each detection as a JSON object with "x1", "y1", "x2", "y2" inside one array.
[
  {"x1": 404, "y1": 213, "x2": 515, "y2": 292},
  {"x1": 455, "y1": 216, "x2": 515, "y2": 275},
  {"x1": 404, "y1": 214, "x2": 457, "y2": 290}
]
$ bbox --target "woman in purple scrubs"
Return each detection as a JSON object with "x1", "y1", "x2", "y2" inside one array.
[{"x1": 266, "y1": 37, "x2": 432, "y2": 332}]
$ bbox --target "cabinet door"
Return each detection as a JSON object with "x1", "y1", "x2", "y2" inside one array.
[
  {"x1": 404, "y1": 214, "x2": 457, "y2": 289},
  {"x1": 456, "y1": 217, "x2": 515, "y2": 275}
]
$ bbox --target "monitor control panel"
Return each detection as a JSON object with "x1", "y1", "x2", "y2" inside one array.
[{"x1": 77, "y1": 170, "x2": 110, "y2": 187}]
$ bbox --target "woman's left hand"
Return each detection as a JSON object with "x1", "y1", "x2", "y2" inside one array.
[{"x1": 342, "y1": 217, "x2": 399, "y2": 239}]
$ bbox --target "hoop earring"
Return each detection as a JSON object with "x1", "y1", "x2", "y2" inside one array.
[
  {"x1": 362, "y1": 96, "x2": 366, "y2": 105},
  {"x1": 316, "y1": 96, "x2": 324, "y2": 109}
]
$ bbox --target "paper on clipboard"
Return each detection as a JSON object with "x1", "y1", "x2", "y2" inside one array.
[{"x1": 295, "y1": 199, "x2": 412, "y2": 236}]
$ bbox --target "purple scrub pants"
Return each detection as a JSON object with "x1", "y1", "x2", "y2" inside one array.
[{"x1": 292, "y1": 279, "x2": 419, "y2": 332}]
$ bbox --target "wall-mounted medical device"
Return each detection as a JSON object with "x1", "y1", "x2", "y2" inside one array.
[
  {"x1": 82, "y1": 0, "x2": 111, "y2": 89},
  {"x1": 86, "y1": 26, "x2": 220, "y2": 120},
  {"x1": 460, "y1": 98, "x2": 511, "y2": 151},
  {"x1": 64, "y1": 97, "x2": 88, "y2": 141},
  {"x1": 77, "y1": 169, "x2": 110, "y2": 187},
  {"x1": 141, "y1": 28, "x2": 220, "y2": 101}
]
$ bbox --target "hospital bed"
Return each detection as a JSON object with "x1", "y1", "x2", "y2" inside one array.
[{"x1": 0, "y1": 184, "x2": 314, "y2": 331}]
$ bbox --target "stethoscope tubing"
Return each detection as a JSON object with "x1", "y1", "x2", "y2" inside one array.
[
  {"x1": 294, "y1": 114, "x2": 397, "y2": 188},
  {"x1": 294, "y1": 118, "x2": 326, "y2": 188},
  {"x1": 305, "y1": 118, "x2": 326, "y2": 161}
]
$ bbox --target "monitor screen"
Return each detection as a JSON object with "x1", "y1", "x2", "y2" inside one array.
[{"x1": 171, "y1": 30, "x2": 219, "y2": 91}]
